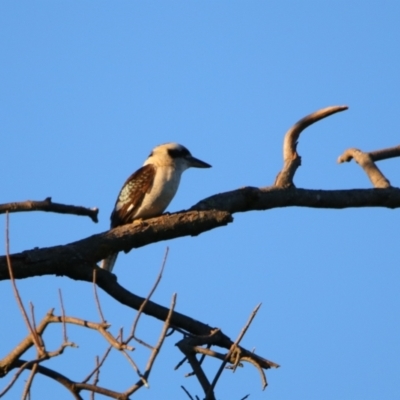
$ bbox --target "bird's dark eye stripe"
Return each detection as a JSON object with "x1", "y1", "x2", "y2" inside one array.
[
  {"x1": 148, "y1": 151, "x2": 154, "y2": 157},
  {"x1": 167, "y1": 148, "x2": 191, "y2": 158}
]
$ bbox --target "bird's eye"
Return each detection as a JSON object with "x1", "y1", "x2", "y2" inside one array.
[
  {"x1": 168, "y1": 148, "x2": 190, "y2": 158},
  {"x1": 148, "y1": 151, "x2": 153, "y2": 157}
]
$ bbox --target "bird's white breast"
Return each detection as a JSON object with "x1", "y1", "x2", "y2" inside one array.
[{"x1": 133, "y1": 165, "x2": 181, "y2": 219}]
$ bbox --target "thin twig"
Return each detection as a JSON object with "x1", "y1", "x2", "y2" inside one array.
[
  {"x1": 93, "y1": 269, "x2": 106, "y2": 323},
  {"x1": 21, "y1": 362, "x2": 38, "y2": 400},
  {"x1": 240, "y1": 356, "x2": 268, "y2": 390},
  {"x1": 206, "y1": 303, "x2": 262, "y2": 399},
  {"x1": 126, "y1": 292, "x2": 176, "y2": 396},
  {"x1": 181, "y1": 385, "x2": 195, "y2": 400},
  {"x1": 82, "y1": 345, "x2": 113, "y2": 384},
  {"x1": 121, "y1": 351, "x2": 148, "y2": 387},
  {"x1": 29, "y1": 303, "x2": 43, "y2": 349},
  {"x1": 125, "y1": 247, "x2": 169, "y2": 347},
  {"x1": 58, "y1": 289, "x2": 68, "y2": 342},
  {"x1": 4, "y1": 212, "x2": 44, "y2": 356},
  {"x1": 90, "y1": 356, "x2": 100, "y2": 400}
]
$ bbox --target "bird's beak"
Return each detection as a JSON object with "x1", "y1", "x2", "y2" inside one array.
[{"x1": 186, "y1": 156, "x2": 212, "y2": 168}]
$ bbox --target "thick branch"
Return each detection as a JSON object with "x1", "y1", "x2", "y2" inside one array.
[
  {"x1": 1, "y1": 189, "x2": 400, "y2": 285},
  {"x1": 0, "y1": 198, "x2": 98, "y2": 223}
]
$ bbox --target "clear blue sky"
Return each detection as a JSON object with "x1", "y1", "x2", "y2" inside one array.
[{"x1": 1, "y1": 2, "x2": 399, "y2": 399}]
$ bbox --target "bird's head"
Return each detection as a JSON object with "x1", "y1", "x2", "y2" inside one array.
[{"x1": 144, "y1": 143, "x2": 211, "y2": 171}]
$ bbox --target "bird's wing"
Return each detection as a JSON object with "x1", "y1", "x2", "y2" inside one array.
[{"x1": 110, "y1": 164, "x2": 156, "y2": 227}]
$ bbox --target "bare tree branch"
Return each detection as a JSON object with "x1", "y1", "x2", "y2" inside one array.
[
  {"x1": 206, "y1": 304, "x2": 262, "y2": 399},
  {"x1": 1, "y1": 106, "x2": 400, "y2": 398},
  {"x1": 0, "y1": 197, "x2": 98, "y2": 223},
  {"x1": 337, "y1": 146, "x2": 399, "y2": 188},
  {"x1": 369, "y1": 145, "x2": 400, "y2": 162},
  {"x1": 125, "y1": 247, "x2": 169, "y2": 348},
  {"x1": 82, "y1": 346, "x2": 113, "y2": 384},
  {"x1": 5, "y1": 213, "x2": 45, "y2": 357},
  {"x1": 126, "y1": 293, "x2": 177, "y2": 396},
  {"x1": 274, "y1": 105, "x2": 348, "y2": 187},
  {"x1": 21, "y1": 362, "x2": 37, "y2": 400},
  {"x1": 93, "y1": 269, "x2": 106, "y2": 323}
]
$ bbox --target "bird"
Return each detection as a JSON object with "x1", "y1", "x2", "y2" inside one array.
[{"x1": 101, "y1": 142, "x2": 212, "y2": 272}]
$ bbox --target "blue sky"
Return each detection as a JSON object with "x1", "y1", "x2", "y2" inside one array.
[{"x1": 1, "y1": 2, "x2": 399, "y2": 399}]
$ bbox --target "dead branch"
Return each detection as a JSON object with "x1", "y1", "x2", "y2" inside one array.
[
  {"x1": 21, "y1": 362, "x2": 37, "y2": 400},
  {"x1": 93, "y1": 269, "x2": 106, "y2": 323},
  {"x1": 0, "y1": 309, "x2": 136, "y2": 379},
  {"x1": 82, "y1": 345, "x2": 113, "y2": 384},
  {"x1": 125, "y1": 247, "x2": 169, "y2": 348},
  {"x1": 58, "y1": 289, "x2": 68, "y2": 342},
  {"x1": 1, "y1": 106, "x2": 400, "y2": 397},
  {"x1": 5, "y1": 213, "x2": 45, "y2": 356},
  {"x1": 337, "y1": 146, "x2": 399, "y2": 188},
  {"x1": 369, "y1": 145, "x2": 400, "y2": 162},
  {"x1": 2, "y1": 187, "x2": 400, "y2": 285},
  {"x1": 207, "y1": 304, "x2": 261, "y2": 399},
  {"x1": 181, "y1": 385, "x2": 196, "y2": 400},
  {"x1": 126, "y1": 293, "x2": 177, "y2": 396},
  {"x1": 274, "y1": 105, "x2": 348, "y2": 187},
  {"x1": 8, "y1": 360, "x2": 123, "y2": 400},
  {"x1": 0, "y1": 197, "x2": 98, "y2": 223}
]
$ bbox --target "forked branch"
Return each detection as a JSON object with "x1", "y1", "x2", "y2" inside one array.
[
  {"x1": 338, "y1": 145, "x2": 400, "y2": 188},
  {"x1": 274, "y1": 105, "x2": 348, "y2": 187}
]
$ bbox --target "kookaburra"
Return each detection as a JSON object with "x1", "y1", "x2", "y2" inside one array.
[{"x1": 101, "y1": 143, "x2": 211, "y2": 272}]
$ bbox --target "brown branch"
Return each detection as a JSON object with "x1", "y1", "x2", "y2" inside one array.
[
  {"x1": 2, "y1": 186, "x2": 400, "y2": 285},
  {"x1": 0, "y1": 310, "x2": 136, "y2": 380},
  {"x1": 5, "y1": 213, "x2": 45, "y2": 357},
  {"x1": 90, "y1": 357, "x2": 100, "y2": 400},
  {"x1": 369, "y1": 145, "x2": 400, "y2": 162},
  {"x1": 21, "y1": 362, "x2": 37, "y2": 400},
  {"x1": 274, "y1": 105, "x2": 348, "y2": 188},
  {"x1": 0, "y1": 359, "x2": 40, "y2": 398},
  {"x1": 206, "y1": 304, "x2": 262, "y2": 398},
  {"x1": 126, "y1": 293, "x2": 177, "y2": 396},
  {"x1": 10, "y1": 360, "x2": 126, "y2": 400},
  {"x1": 0, "y1": 197, "x2": 99, "y2": 223},
  {"x1": 338, "y1": 147, "x2": 395, "y2": 188},
  {"x1": 82, "y1": 345, "x2": 113, "y2": 384}
]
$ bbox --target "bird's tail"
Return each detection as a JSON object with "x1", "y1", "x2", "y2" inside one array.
[{"x1": 101, "y1": 252, "x2": 118, "y2": 272}]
